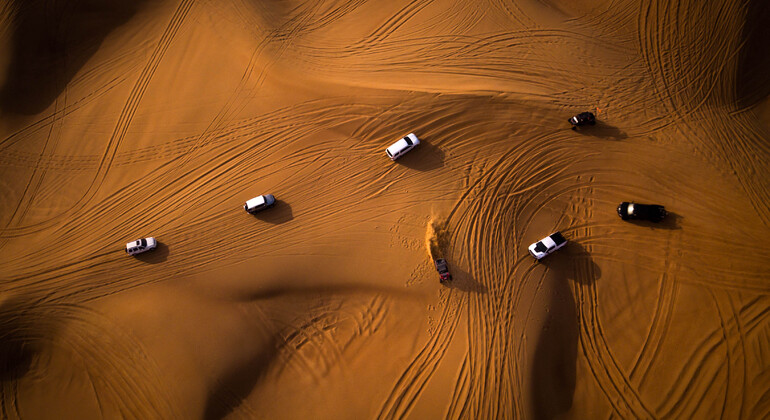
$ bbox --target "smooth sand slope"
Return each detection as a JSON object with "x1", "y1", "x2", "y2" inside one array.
[{"x1": 1, "y1": 0, "x2": 769, "y2": 418}]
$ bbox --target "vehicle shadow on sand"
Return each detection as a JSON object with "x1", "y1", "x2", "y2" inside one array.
[
  {"x1": 626, "y1": 211, "x2": 682, "y2": 230},
  {"x1": 396, "y1": 140, "x2": 445, "y2": 171},
  {"x1": 541, "y1": 241, "x2": 601, "y2": 285},
  {"x1": 442, "y1": 265, "x2": 487, "y2": 294},
  {"x1": 251, "y1": 201, "x2": 294, "y2": 224},
  {"x1": 572, "y1": 121, "x2": 627, "y2": 140},
  {"x1": 134, "y1": 242, "x2": 169, "y2": 264},
  {"x1": 529, "y1": 241, "x2": 598, "y2": 419}
]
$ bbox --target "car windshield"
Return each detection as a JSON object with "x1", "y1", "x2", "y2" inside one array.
[
  {"x1": 404, "y1": 137, "x2": 413, "y2": 146},
  {"x1": 140, "y1": 238, "x2": 147, "y2": 247},
  {"x1": 534, "y1": 242, "x2": 547, "y2": 253},
  {"x1": 551, "y1": 232, "x2": 566, "y2": 245}
]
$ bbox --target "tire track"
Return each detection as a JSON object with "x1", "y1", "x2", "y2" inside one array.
[
  {"x1": 376, "y1": 287, "x2": 464, "y2": 420},
  {"x1": 0, "y1": 38, "x2": 148, "y2": 154},
  {"x1": 434, "y1": 122, "x2": 596, "y2": 417},
  {"x1": 637, "y1": 0, "x2": 770, "y2": 226},
  {"x1": 0, "y1": 300, "x2": 178, "y2": 417},
  {"x1": 0, "y1": 79, "x2": 68, "y2": 246},
  {"x1": 1, "y1": 94, "x2": 512, "y2": 300},
  {"x1": 0, "y1": 0, "x2": 196, "y2": 238},
  {"x1": 569, "y1": 185, "x2": 656, "y2": 418}
]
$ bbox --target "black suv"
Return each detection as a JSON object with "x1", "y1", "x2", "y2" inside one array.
[
  {"x1": 569, "y1": 111, "x2": 596, "y2": 128},
  {"x1": 617, "y1": 202, "x2": 667, "y2": 222}
]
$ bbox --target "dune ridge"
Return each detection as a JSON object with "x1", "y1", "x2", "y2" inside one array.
[{"x1": 1, "y1": 0, "x2": 769, "y2": 418}]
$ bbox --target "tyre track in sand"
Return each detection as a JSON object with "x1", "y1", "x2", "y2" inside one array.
[
  {"x1": 0, "y1": 93, "x2": 502, "y2": 301},
  {"x1": 0, "y1": 96, "x2": 386, "y2": 173},
  {"x1": 652, "y1": 290, "x2": 745, "y2": 418},
  {"x1": 637, "y1": 0, "x2": 770, "y2": 226},
  {"x1": 569, "y1": 186, "x2": 656, "y2": 418},
  {"x1": 0, "y1": 87, "x2": 68, "y2": 252},
  {"x1": 438, "y1": 127, "x2": 703, "y2": 418},
  {"x1": 50, "y1": 304, "x2": 178, "y2": 418},
  {"x1": 0, "y1": 302, "x2": 178, "y2": 418},
  {"x1": 2, "y1": 95, "x2": 450, "y2": 303},
  {"x1": 374, "y1": 95, "x2": 621, "y2": 417},
  {"x1": 376, "y1": 287, "x2": 464, "y2": 420},
  {"x1": 167, "y1": 0, "x2": 370, "y2": 173},
  {"x1": 273, "y1": 295, "x2": 388, "y2": 385},
  {"x1": 1, "y1": 97, "x2": 363, "y2": 269},
  {"x1": 0, "y1": 0, "x2": 196, "y2": 238},
  {"x1": 348, "y1": 0, "x2": 435, "y2": 50},
  {"x1": 293, "y1": 29, "x2": 628, "y2": 90},
  {"x1": 374, "y1": 100, "x2": 567, "y2": 420},
  {"x1": 445, "y1": 133, "x2": 600, "y2": 418},
  {"x1": 0, "y1": 42, "x2": 147, "y2": 154},
  {"x1": 391, "y1": 122, "x2": 594, "y2": 417}
]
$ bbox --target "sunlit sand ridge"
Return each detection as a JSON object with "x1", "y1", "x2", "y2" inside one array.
[{"x1": 1, "y1": 0, "x2": 769, "y2": 418}]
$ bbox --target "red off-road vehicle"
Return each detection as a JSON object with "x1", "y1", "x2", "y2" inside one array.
[{"x1": 435, "y1": 259, "x2": 452, "y2": 282}]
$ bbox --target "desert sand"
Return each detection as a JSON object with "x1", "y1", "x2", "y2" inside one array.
[{"x1": 1, "y1": 0, "x2": 769, "y2": 418}]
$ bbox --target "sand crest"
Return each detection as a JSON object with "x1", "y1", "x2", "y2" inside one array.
[{"x1": 1, "y1": 0, "x2": 769, "y2": 418}]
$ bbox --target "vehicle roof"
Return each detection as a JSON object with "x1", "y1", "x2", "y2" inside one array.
[
  {"x1": 550, "y1": 232, "x2": 566, "y2": 245},
  {"x1": 126, "y1": 237, "x2": 154, "y2": 249},
  {"x1": 635, "y1": 204, "x2": 664, "y2": 218},
  {"x1": 387, "y1": 138, "x2": 411, "y2": 154},
  {"x1": 540, "y1": 236, "x2": 556, "y2": 248},
  {"x1": 245, "y1": 195, "x2": 266, "y2": 208}
]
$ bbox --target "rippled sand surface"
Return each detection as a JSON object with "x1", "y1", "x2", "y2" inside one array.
[{"x1": 1, "y1": 0, "x2": 769, "y2": 418}]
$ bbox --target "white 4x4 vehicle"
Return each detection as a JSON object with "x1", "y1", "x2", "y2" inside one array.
[
  {"x1": 244, "y1": 194, "x2": 276, "y2": 214},
  {"x1": 126, "y1": 237, "x2": 157, "y2": 256},
  {"x1": 385, "y1": 133, "x2": 420, "y2": 160},
  {"x1": 528, "y1": 232, "x2": 567, "y2": 260}
]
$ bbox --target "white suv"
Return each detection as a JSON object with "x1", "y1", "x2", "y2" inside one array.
[
  {"x1": 126, "y1": 237, "x2": 157, "y2": 256},
  {"x1": 244, "y1": 194, "x2": 276, "y2": 214},
  {"x1": 386, "y1": 133, "x2": 420, "y2": 160},
  {"x1": 528, "y1": 232, "x2": 567, "y2": 260}
]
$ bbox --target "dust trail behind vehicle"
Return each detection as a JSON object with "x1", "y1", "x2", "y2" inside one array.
[{"x1": 426, "y1": 215, "x2": 450, "y2": 261}]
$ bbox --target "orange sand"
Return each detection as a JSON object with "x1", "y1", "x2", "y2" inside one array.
[{"x1": 1, "y1": 0, "x2": 769, "y2": 418}]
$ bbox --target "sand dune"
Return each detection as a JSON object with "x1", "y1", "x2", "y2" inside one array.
[{"x1": 1, "y1": 0, "x2": 769, "y2": 418}]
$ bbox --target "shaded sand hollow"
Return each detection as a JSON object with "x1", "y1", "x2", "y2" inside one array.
[{"x1": 1, "y1": 0, "x2": 769, "y2": 418}]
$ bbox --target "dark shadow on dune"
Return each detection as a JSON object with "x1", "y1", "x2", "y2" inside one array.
[
  {"x1": 544, "y1": 241, "x2": 601, "y2": 285},
  {"x1": 396, "y1": 140, "x2": 445, "y2": 171},
  {"x1": 736, "y1": 0, "x2": 770, "y2": 107},
  {"x1": 625, "y1": 211, "x2": 682, "y2": 230},
  {"x1": 572, "y1": 121, "x2": 627, "y2": 140},
  {"x1": 203, "y1": 337, "x2": 278, "y2": 420},
  {"x1": 529, "y1": 275, "x2": 577, "y2": 420},
  {"x1": 251, "y1": 201, "x2": 293, "y2": 224},
  {"x1": 531, "y1": 277, "x2": 578, "y2": 419},
  {"x1": 0, "y1": 0, "x2": 149, "y2": 114},
  {"x1": 442, "y1": 264, "x2": 487, "y2": 294},
  {"x1": 239, "y1": 283, "x2": 418, "y2": 302},
  {"x1": 0, "y1": 329, "x2": 35, "y2": 381},
  {"x1": 529, "y1": 241, "x2": 598, "y2": 419},
  {"x1": 0, "y1": 296, "x2": 52, "y2": 381},
  {"x1": 134, "y1": 241, "x2": 169, "y2": 263}
]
